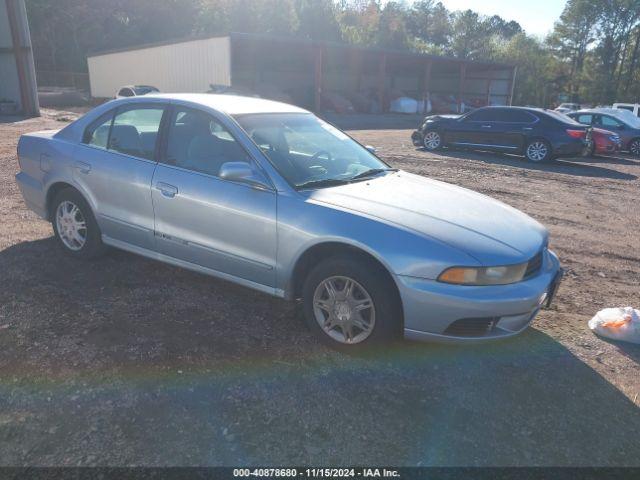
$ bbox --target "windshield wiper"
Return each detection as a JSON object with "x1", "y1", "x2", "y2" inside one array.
[
  {"x1": 349, "y1": 168, "x2": 398, "y2": 181},
  {"x1": 295, "y1": 178, "x2": 351, "y2": 190}
]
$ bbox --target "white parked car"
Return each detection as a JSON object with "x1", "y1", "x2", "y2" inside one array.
[
  {"x1": 115, "y1": 85, "x2": 159, "y2": 99},
  {"x1": 613, "y1": 103, "x2": 640, "y2": 117},
  {"x1": 554, "y1": 103, "x2": 581, "y2": 114}
]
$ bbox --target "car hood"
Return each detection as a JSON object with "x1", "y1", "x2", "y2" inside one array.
[{"x1": 306, "y1": 172, "x2": 547, "y2": 265}]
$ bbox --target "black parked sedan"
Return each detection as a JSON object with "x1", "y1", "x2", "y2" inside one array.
[{"x1": 411, "y1": 106, "x2": 591, "y2": 163}]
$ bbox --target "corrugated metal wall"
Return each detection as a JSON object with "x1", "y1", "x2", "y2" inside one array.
[{"x1": 87, "y1": 36, "x2": 231, "y2": 98}]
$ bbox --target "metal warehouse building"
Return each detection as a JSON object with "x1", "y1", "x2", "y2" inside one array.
[{"x1": 87, "y1": 32, "x2": 515, "y2": 114}]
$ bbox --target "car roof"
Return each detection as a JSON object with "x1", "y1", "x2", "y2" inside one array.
[{"x1": 147, "y1": 93, "x2": 310, "y2": 115}]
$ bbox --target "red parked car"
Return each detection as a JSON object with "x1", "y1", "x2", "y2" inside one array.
[{"x1": 586, "y1": 127, "x2": 621, "y2": 156}]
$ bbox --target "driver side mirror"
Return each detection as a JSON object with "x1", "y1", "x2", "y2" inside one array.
[
  {"x1": 219, "y1": 162, "x2": 272, "y2": 191},
  {"x1": 365, "y1": 145, "x2": 377, "y2": 154}
]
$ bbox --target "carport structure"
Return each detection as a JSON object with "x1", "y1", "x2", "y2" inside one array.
[
  {"x1": 88, "y1": 32, "x2": 515, "y2": 113},
  {"x1": 230, "y1": 32, "x2": 516, "y2": 113}
]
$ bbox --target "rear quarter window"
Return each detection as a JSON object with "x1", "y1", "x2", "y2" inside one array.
[{"x1": 82, "y1": 111, "x2": 115, "y2": 149}]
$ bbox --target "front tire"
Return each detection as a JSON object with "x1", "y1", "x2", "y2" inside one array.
[
  {"x1": 629, "y1": 138, "x2": 640, "y2": 156},
  {"x1": 422, "y1": 130, "x2": 442, "y2": 150},
  {"x1": 524, "y1": 139, "x2": 552, "y2": 163},
  {"x1": 301, "y1": 256, "x2": 400, "y2": 350},
  {"x1": 51, "y1": 188, "x2": 106, "y2": 260}
]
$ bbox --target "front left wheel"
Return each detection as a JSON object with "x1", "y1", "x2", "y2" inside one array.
[
  {"x1": 629, "y1": 138, "x2": 640, "y2": 156},
  {"x1": 301, "y1": 256, "x2": 400, "y2": 350},
  {"x1": 422, "y1": 131, "x2": 442, "y2": 150}
]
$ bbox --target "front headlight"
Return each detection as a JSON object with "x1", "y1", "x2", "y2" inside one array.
[{"x1": 438, "y1": 262, "x2": 528, "y2": 285}]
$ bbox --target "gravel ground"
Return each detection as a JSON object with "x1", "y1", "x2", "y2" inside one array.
[{"x1": 0, "y1": 110, "x2": 639, "y2": 466}]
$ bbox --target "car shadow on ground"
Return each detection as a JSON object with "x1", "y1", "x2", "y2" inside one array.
[
  {"x1": 1, "y1": 237, "x2": 639, "y2": 466},
  {"x1": 420, "y1": 148, "x2": 638, "y2": 180}
]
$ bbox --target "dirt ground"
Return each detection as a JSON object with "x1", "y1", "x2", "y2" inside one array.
[{"x1": 0, "y1": 109, "x2": 639, "y2": 466}]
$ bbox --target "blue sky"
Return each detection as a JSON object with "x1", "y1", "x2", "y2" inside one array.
[{"x1": 437, "y1": 0, "x2": 567, "y2": 37}]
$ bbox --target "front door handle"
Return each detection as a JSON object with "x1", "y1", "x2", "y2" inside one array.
[
  {"x1": 156, "y1": 182, "x2": 178, "y2": 198},
  {"x1": 481, "y1": 124, "x2": 492, "y2": 129},
  {"x1": 75, "y1": 161, "x2": 91, "y2": 174},
  {"x1": 522, "y1": 127, "x2": 533, "y2": 131}
]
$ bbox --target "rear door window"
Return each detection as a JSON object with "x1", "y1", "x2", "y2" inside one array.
[
  {"x1": 497, "y1": 109, "x2": 538, "y2": 123},
  {"x1": 108, "y1": 105, "x2": 165, "y2": 160}
]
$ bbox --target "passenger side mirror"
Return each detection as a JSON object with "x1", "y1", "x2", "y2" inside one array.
[
  {"x1": 365, "y1": 145, "x2": 377, "y2": 154},
  {"x1": 219, "y1": 162, "x2": 272, "y2": 190}
]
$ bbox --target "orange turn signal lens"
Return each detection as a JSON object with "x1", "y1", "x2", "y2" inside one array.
[{"x1": 438, "y1": 267, "x2": 478, "y2": 284}]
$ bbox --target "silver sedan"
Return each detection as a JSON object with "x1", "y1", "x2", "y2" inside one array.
[{"x1": 15, "y1": 94, "x2": 562, "y2": 349}]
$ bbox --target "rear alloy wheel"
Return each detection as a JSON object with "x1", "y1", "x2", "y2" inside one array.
[
  {"x1": 51, "y1": 188, "x2": 106, "y2": 259},
  {"x1": 525, "y1": 139, "x2": 551, "y2": 163},
  {"x1": 423, "y1": 131, "x2": 442, "y2": 150},
  {"x1": 629, "y1": 139, "x2": 640, "y2": 156},
  {"x1": 302, "y1": 256, "x2": 399, "y2": 350}
]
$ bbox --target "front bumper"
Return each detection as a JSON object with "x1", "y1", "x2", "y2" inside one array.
[
  {"x1": 398, "y1": 249, "x2": 562, "y2": 343},
  {"x1": 411, "y1": 130, "x2": 423, "y2": 146}
]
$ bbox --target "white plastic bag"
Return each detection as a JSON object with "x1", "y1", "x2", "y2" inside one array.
[
  {"x1": 588, "y1": 307, "x2": 640, "y2": 344},
  {"x1": 390, "y1": 97, "x2": 418, "y2": 114}
]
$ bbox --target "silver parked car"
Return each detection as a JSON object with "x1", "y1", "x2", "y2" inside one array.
[{"x1": 15, "y1": 94, "x2": 562, "y2": 349}]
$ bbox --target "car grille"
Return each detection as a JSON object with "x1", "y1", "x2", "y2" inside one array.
[
  {"x1": 524, "y1": 250, "x2": 544, "y2": 279},
  {"x1": 444, "y1": 317, "x2": 499, "y2": 337}
]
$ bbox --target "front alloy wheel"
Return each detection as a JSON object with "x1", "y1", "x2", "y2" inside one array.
[
  {"x1": 312, "y1": 276, "x2": 375, "y2": 344},
  {"x1": 525, "y1": 140, "x2": 551, "y2": 162},
  {"x1": 301, "y1": 256, "x2": 400, "y2": 350},
  {"x1": 423, "y1": 131, "x2": 442, "y2": 150},
  {"x1": 629, "y1": 139, "x2": 640, "y2": 156}
]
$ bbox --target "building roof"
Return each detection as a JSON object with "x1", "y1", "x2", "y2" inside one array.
[
  {"x1": 150, "y1": 93, "x2": 309, "y2": 115},
  {"x1": 87, "y1": 32, "x2": 513, "y2": 69}
]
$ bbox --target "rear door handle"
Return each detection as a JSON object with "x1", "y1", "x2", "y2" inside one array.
[
  {"x1": 481, "y1": 124, "x2": 492, "y2": 129},
  {"x1": 156, "y1": 182, "x2": 178, "y2": 198},
  {"x1": 75, "y1": 161, "x2": 91, "y2": 174},
  {"x1": 523, "y1": 127, "x2": 533, "y2": 131}
]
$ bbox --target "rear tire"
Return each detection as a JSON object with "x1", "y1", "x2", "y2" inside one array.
[
  {"x1": 524, "y1": 139, "x2": 552, "y2": 163},
  {"x1": 629, "y1": 138, "x2": 640, "y2": 157},
  {"x1": 301, "y1": 256, "x2": 400, "y2": 351},
  {"x1": 51, "y1": 188, "x2": 106, "y2": 260}
]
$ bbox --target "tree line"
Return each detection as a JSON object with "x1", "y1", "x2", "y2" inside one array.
[{"x1": 24, "y1": 0, "x2": 640, "y2": 107}]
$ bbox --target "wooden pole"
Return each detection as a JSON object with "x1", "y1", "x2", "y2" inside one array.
[
  {"x1": 423, "y1": 60, "x2": 432, "y2": 113},
  {"x1": 377, "y1": 53, "x2": 386, "y2": 113},
  {"x1": 508, "y1": 66, "x2": 518, "y2": 106},
  {"x1": 314, "y1": 46, "x2": 323, "y2": 112},
  {"x1": 457, "y1": 62, "x2": 466, "y2": 113}
]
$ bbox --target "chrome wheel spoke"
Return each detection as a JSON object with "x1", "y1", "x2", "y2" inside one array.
[
  {"x1": 55, "y1": 200, "x2": 87, "y2": 251},
  {"x1": 312, "y1": 275, "x2": 376, "y2": 345},
  {"x1": 354, "y1": 298, "x2": 373, "y2": 312}
]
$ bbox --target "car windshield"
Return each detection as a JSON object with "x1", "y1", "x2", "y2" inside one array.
[
  {"x1": 611, "y1": 109, "x2": 640, "y2": 127},
  {"x1": 234, "y1": 113, "x2": 391, "y2": 189}
]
